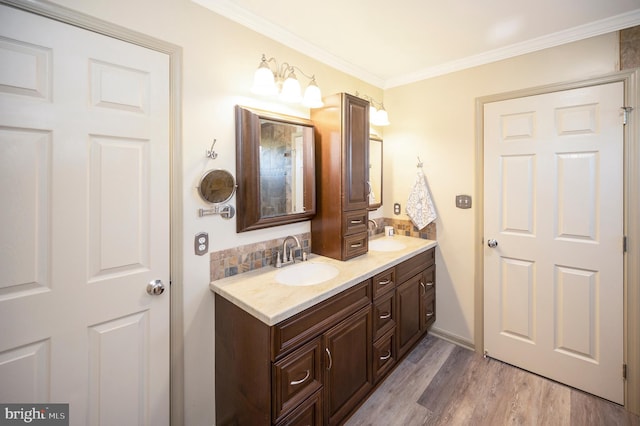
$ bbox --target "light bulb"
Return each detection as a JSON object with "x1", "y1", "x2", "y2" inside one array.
[
  {"x1": 302, "y1": 78, "x2": 323, "y2": 108},
  {"x1": 252, "y1": 58, "x2": 277, "y2": 95},
  {"x1": 280, "y1": 71, "x2": 302, "y2": 103}
]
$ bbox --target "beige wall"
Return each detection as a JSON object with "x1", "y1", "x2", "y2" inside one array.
[
  {"x1": 45, "y1": 0, "x2": 381, "y2": 424},
  {"x1": 383, "y1": 33, "x2": 620, "y2": 345}
]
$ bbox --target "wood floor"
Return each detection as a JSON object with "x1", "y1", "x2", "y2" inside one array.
[{"x1": 346, "y1": 334, "x2": 640, "y2": 426}]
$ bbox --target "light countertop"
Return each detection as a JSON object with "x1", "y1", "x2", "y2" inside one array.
[{"x1": 209, "y1": 235, "x2": 437, "y2": 326}]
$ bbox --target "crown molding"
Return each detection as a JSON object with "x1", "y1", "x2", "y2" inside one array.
[
  {"x1": 192, "y1": 0, "x2": 640, "y2": 90},
  {"x1": 385, "y1": 9, "x2": 640, "y2": 88},
  {"x1": 191, "y1": 0, "x2": 385, "y2": 87}
]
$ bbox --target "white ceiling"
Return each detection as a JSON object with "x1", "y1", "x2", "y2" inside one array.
[{"x1": 194, "y1": 0, "x2": 640, "y2": 88}]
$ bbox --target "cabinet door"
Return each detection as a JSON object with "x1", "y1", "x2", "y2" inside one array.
[
  {"x1": 323, "y1": 305, "x2": 372, "y2": 426},
  {"x1": 396, "y1": 273, "x2": 424, "y2": 359},
  {"x1": 343, "y1": 94, "x2": 369, "y2": 211},
  {"x1": 420, "y1": 265, "x2": 436, "y2": 330}
]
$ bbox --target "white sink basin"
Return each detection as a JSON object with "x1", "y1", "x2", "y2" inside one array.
[
  {"x1": 369, "y1": 238, "x2": 406, "y2": 252},
  {"x1": 275, "y1": 262, "x2": 339, "y2": 286}
]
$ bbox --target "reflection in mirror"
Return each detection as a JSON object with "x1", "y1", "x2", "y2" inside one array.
[
  {"x1": 369, "y1": 136, "x2": 383, "y2": 209},
  {"x1": 260, "y1": 119, "x2": 309, "y2": 218},
  {"x1": 236, "y1": 106, "x2": 316, "y2": 232}
]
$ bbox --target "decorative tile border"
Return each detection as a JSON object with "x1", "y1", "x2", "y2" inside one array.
[
  {"x1": 381, "y1": 218, "x2": 436, "y2": 240},
  {"x1": 210, "y1": 232, "x2": 311, "y2": 281},
  {"x1": 210, "y1": 219, "x2": 436, "y2": 281}
]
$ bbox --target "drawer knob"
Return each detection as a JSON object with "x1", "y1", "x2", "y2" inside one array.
[
  {"x1": 378, "y1": 279, "x2": 391, "y2": 286},
  {"x1": 379, "y1": 312, "x2": 391, "y2": 320},
  {"x1": 350, "y1": 242, "x2": 363, "y2": 248},
  {"x1": 380, "y1": 350, "x2": 391, "y2": 361},
  {"x1": 426, "y1": 281, "x2": 434, "y2": 287},
  {"x1": 426, "y1": 312, "x2": 434, "y2": 318},
  {"x1": 289, "y1": 369, "x2": 310, "y2": 386},
  {"x1": 350, "y1": 219, "x2": 363, "y2": 224}
]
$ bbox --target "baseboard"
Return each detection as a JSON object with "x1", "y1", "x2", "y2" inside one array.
[{"x1": 429, "y1": 327, "x2": 475, "y2": 352}]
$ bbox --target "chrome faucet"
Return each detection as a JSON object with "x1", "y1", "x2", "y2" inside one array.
[
  {"x1": 280, "y1": 235, "x2": 301, "y2": 266},
  {"x1": 368, "y1": 219, "x2": 378, "y2": 229}
]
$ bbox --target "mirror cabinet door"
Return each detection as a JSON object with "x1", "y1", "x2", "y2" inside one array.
[
  {"x1": 369, "y1": 136, "x2": 383, "y2": 209},
  {"x1": 236, "y1": 106, "x2": 316, "y2": 232}
]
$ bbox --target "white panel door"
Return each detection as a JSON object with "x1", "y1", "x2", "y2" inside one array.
[
  {"x1": 484, "y1": 82, "x2": 624, "y2": 404},
  {"x1": 0, "y1": 5, "x2": 170, "y2": 425}
]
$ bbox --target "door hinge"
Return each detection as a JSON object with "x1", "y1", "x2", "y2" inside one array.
[
  {"x1": 623, "y1": 363, "x2": 627, "y2": 380},
  {"x1": 622, "y1": 106, "x2": 634, "y2": 125},
  {"x1": 623, "y1": 236, "x2": 628, "y2": 253}
]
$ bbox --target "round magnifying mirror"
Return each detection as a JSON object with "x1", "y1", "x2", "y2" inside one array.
[{"x1": 198, "y1": 169, "x2": 236, "y2": 204}]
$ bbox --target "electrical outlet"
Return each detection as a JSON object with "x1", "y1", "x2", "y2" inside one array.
[
  {"x1": 393, "y1": 203, "x2": 401, "y2": 215},
  {"x1": 194, "y1": 232, "x2": 209, "y2": 256}
]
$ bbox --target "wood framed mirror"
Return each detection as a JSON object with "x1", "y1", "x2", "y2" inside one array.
[
  {"x1": 235, "y1": 106, "x2": 316, "y2": 232},
  {"x1": 368, "y1": 136, "x2": 383, "y2": 209}
]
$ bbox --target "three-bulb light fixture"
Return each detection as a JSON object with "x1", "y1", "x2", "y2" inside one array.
[{"x1": 251, "y1": 54, "x2": 324, "y2": 108}]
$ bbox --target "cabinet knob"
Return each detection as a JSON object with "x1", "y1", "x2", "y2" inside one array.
[
  {"x1": 379, "y1": 312, "x2": 391, "y2": 320},
  {"x1": 380, "y1": 350, "x2": 391, "y2": 361},
  {"x1": 378, "y1": 279, "x2": 391, "y2": 286}
]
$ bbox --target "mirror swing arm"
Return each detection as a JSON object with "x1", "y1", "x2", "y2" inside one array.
[{"x1": 198, "y1": 204, "x2": 235, "y2": 219}]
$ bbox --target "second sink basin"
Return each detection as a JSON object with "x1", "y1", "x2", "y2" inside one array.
[
  {"x1": 275, "y1": 262, "x2": 339, "y2": 286},
  {"x1": 369, "y1": 238, "x2": 406, "y2": 252}
]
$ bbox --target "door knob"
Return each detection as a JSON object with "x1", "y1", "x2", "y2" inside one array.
[
  {"x1": 487, "y1": 239, "x2": 498, "y2": 248},
  {"x1": 147, "y1": 279, "x2": 165, "y2": 295}
]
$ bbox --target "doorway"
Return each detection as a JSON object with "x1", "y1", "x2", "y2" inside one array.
[
  {"x1": 0, "y1": 1, "x2": 183, "y2": 424},
  {"x1": 475, "y1": 71, "x2": 640, "y2": 412}
]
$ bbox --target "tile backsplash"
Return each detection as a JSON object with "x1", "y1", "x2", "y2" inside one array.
[{"x1": 210, "y1": 218, "x2": 436, "y2": 282}]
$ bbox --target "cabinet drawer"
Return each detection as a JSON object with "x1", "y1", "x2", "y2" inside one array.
[
  {"x1": 275, "y1": 389, "x2": 323, "y2": 426},
  {"x1": 372, "y1": 291, "x2": 395, "y2": 341},
  {"x1": 273, "y1": 338, "x2": 323, "y2": 423},
  {"x1": 342, "y1": 232, "x2": 368, "y2": 260},
  {"x1": 272, "y1": 280, "x2": 371, "y2": 359},
  {"x1": 372, "y1": 328, "x2": 395, "y2": 383},
  {"x1": 372, "y1": 267, "x2": 395, "y2": 299},
  {"x1": 396, "y1": 248, "x2": 435, "y2": 283},
  {"x1": 343, "y1": 210, "x2": 368, "y2": 235},
  {"x1": 423, "y1": 264, "x2": 435, "y2": 292}
]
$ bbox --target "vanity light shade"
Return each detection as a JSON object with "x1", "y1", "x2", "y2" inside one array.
[
  {"x1": 280, "y1": 73, "x2": 302, "y2": 102},
  {"x1": 374, "y1": 107, "x2": 390, "y2": 126},
  {"x1": 252, "y1": 61, "x2": 277, "y2": 95},
  {"x1": 302, "y1": 78, "x2": 323, "y2": 108}
]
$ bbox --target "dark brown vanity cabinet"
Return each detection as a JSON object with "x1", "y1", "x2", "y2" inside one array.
[
  {"x1": 215, "y1": 280, "x2": 372, "y2": 426},
  {"x1": 214, "y1": 248, "x2": 436, "y2": 426},
  {"x1": 310, "y1": 93, "x2": 370, "y2": 261}
]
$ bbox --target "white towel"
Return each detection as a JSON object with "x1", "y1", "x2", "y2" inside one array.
[{"x1": 406, "y1": 168, "x2": 437, "y2": 230}]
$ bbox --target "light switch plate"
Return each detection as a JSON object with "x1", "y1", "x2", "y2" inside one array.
[
  {"x1": 456, "y1": 195, "x2": 472, "y2": 209},
  {"x1": 194, "y1": 232, "x2": 209, "y2": 256}
]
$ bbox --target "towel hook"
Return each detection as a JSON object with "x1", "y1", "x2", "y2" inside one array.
[
  {"x1": 417, "y1": 156, "x2": 423, "y2": 168},
  {"x1": 206, "y1": 139, "x2": 218, "y2": 159}
]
